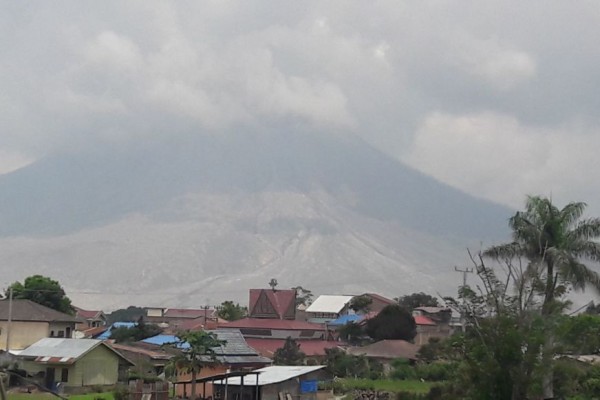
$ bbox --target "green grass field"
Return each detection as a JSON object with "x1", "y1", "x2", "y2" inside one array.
[
  {"x1": 8, "y1": 393, "x2": 114, "y2": 400},
  {"x1": 338, "y1": 378, "x2": 434, "y2": 394}
]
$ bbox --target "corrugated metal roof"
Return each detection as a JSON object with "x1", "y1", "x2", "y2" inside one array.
[
  {"x1": 18, "y1": 338, "x2": 134, "y2": 366},
  {"x1": 19, "y1": 338, "x2": 100, "y2": 359},
  {"x1": 305, "y1": 295, "x2": 354, "y2": 314},
  {"x1": 142, "y1": 329, "x2": 271, "y2": 365},
  {"x1": 214, "y1": 366, "x2": 325, "y2": 386}
]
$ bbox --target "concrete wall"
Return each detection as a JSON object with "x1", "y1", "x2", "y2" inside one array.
[{"x1": 0, "y1": 321, "x2": 49, "y2": 350}]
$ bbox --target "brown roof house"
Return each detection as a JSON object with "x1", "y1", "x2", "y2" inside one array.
[
  {"x1": 18, "y1": 338, "x2": 133, "y2": 392},
  {"x1": 0, "y1": 300, "x2": 80, "y2": 351},
  {"x1": 347, "y1": 340, "x2": 421, "y2": 373},
  {"x1": 74, "y1": 307, "x2": 107, "y2": 331},
  {"x1": 248, "y1": 289, "x2": 297, "y2": 320}
]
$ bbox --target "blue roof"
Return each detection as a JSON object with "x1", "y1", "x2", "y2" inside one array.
[
  {"x1": 96, "y1": 322, "x2": 137, "y2": 340},
  {"x1": 328, "y1": 314, "x2": 363, "y2": 326},
  {"x1": 142, "y1": 334, "x2": 189, "y2": 349}
]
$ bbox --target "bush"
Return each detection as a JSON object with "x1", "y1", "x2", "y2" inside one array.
[
  {"x1": 415, "y1": 362, "x2": 454, "y2": 382},
  {"x1": 113, "y1": 385, "x2": 129, "y2": 400}
]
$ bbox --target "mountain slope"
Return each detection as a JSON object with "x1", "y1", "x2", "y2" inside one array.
[{"x1": 0, "y1": 131, "x2": 512, "y2": 308}]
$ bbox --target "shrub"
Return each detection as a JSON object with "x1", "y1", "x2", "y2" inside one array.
[
  {"x1": 415, "y1": 362, "x2": 454, "y2": 382},
  {"x1": 113, "y1": 385, "x2": 129, "y2": 400}
]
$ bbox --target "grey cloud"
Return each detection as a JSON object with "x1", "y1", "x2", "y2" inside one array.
[{"x1": 1, "y1": 1, "x2": 600, "y2": 209}]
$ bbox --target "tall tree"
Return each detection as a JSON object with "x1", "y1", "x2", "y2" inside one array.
[
  {"x1": 292, "y1": 286, "x2": 313, "y2": 307},
  {"x1": 483, "y1": 195, "x2": 600, "y2": 399},
  {"x1": 167, "y1": 331, "x2": 226, "y2": 400},
  {"x1": 349, "y1": 295, "x2": 372, "y2": 314},
  {"x1": 217, "y1": 301, "x2": 247, "y2": 321},
  {"x1": 273, "y1": 337, "x2": 305, "y2": 365},
  {"x1": 396, "y1": 292, "x2": 439, "y2": 311},
  {"x1": 7, "y1": 275, "x2": 74, "y2": 314},
  {"x1": 365, "y1": 304, "x2": 416, "y2": 341}
]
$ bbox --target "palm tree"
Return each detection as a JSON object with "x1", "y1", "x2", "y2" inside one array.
[
  {"x1": 484, "y1": 195, "x2": 600, "y2": 399},
  {"x1": 167, "y1": 330, "x2": 226, "y2": 400}
]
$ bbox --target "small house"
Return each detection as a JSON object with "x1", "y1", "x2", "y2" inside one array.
[
  {"x1": 17, "y1": 338, "x2": 133, "y2": 392},
  {"x1": 213, "y1": 365, "x2": 329, "y2": 400},
  {"x1": 305, "y1": 295, "x2": 354, "y2": 324}
]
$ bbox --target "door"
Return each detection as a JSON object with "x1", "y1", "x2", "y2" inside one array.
[{"x1": 45, "y1": 368, "x2": 55, "y2": 390}]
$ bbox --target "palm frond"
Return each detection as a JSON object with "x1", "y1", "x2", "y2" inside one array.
[
  {"x1": 559, "y1": 201, "x2": 587, "y2": 227},
  {"x1": 567, "y1": 218, "x2": 600, "y2": 241},
  {"x1": 559, "y1": 259, "x2": 600, "y2": 293},
  {"x1": 483, "y1": 242, "x2": 523, "y2": 260}
]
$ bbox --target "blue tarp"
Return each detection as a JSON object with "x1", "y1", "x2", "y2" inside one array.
[
  {"x1": 300, "y1": 380, "x2": 318, "y2": 393},
  {"x1": 327, "y1": 314, "x2": 363, "y2": 326},
  {"x1": 142, "y1": 334, "x2": 190, "y2": 349}
]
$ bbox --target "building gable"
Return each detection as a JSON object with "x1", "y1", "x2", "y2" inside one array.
[{"x1": 250, "y1": 290, "x2": 278, "y2": 318}]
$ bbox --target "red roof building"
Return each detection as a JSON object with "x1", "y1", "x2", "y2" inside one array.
[
  {"x1": 248, "y1": 289, "x2": 296, "y2": 320},
  {"x1": 245, "y1": 338, "x2": 342, "y2": 358},
  {"x1": 219, "y1": 318, "x2": 329, "y2": 340}
]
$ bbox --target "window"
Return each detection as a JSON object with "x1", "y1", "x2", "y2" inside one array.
[
  {"x1": 66, "y1": 327, "x2": 71, "y2": 338},
  {"x1": 61, "y1": 368, "x2": 69, "y2": 383},
  {"x1": 57, "y1": 330, "x2": 65, "y2": 338},
  {"x1": 50, "y1": 331, "x2": 55, "y2": 337}
]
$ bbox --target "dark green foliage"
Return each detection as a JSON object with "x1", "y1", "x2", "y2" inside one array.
[
  {"x1": 167, "y1": 330, "x2": 226, "y2": 400},
  {"x1": 390, "y1": 359, "x2": 416, "y2": 380},
  {"x1": 7, "y1": 275, "x2": 74, "y2": 314},
  {"x1": 217, "y1": 301, "x2": 247, "y2": 321},
  {"x1": 556, "y1": 313, "x2": 600, "y2": 355},
  {"x1": 107, "y1": 306, "x2": 145, "y2": 324},
  {"x1": 350, "y1": 295, "x2": 373, "y2": 313},
  {"x1": 417, "y1": 338, "x2": 444, "y2": 363},
  {"x1": 324, "y1": 348, "x2": 383, "y2": 379},
  {"x1": 273, "y1": 337, "x2": 306, "y2": 365},
  {"x1": 365, "y1": 304, "x2": 416, "y2": 341},
  {"x1": 338, "y1": 321, "x2": 364, "y2": 345},
  {"x1": 110, "y1": 318, "x2": 162, "y2": 343},
  {"x1": 396, "y1": 293, "x2": 439, "y2": 312},
  {"x1": 293, "y1": 286, "x2": 313, "y2": 306}
]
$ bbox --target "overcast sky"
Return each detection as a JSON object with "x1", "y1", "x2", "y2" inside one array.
[{"x1": 2, "y1": 1, "x2": 600, "y2": 214}]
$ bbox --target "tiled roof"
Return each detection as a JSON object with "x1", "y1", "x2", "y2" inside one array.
[
  {"x1": 164, "y1": 308, "x2": 215, "y2": 318},
  {"x1": 414, "y1": 315, "x2": 436, "y2": 326},
  {"x1": 142, "y1": 329, "x2": 271, "y2": 365},
  {"x1": 363, "y1": 293, "x2": 396, "y2": 305},
  {"x1": 245, "y1": 338, "x2": 342, "y2": 357},
  {"x1": 0, "y1": 300, "x2": 80, "y2": 323},
  {"x1": 74, "y1": 307, "x2": 103, "y2": 320},
  {"x1": 219, "y1": 318, "x2": 325, "y2": 331},
  {"x1": 249, "y1": 289, "x2": 296, "y2": 319},
  {"x1": 347, "y1": 340, "x2": 420, "y2": 360}
]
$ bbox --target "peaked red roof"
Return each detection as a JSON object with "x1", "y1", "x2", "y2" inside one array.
[
  {"x1": 74, "y1": 307, "x2": 103, "y2": 320},
  {"x1": 249, "y1": 289, "x2": 296, "y2": 319}
]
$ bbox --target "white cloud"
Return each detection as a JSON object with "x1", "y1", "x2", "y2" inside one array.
[{"x1": 405, "y1": 112, "x2": 600, "y2": 212}]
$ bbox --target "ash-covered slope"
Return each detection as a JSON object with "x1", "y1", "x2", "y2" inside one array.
[{"x1": 0, "y1": 131, "x2": 511, "y2": 308}]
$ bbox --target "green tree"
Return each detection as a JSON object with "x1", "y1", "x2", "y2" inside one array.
[
  {"x1": 484, "y1": 196, "x2": 600, "y2": 399},
  {"x1": 338, "y1": 322, "x2": 364, "y2": 345},
  {"x1": 110, "y1": 317, "x2": 163, "y2": 343},
  {"x1": 273, "y1": 337, "x2": 305, "y2": 365},
  {"x1": 443, "y1": 253, "x2": 547, "y2": 400},
  {"x1": 7, "y1": 275, "x2": 73, "y2": 314},
  {"x1": 556, "y1": 313, "x2": 600, "y2": 355},
  {"x1": 349, "y1": 295, "x2": 372, "y2": 314},
  {"x1": 217, "y1": 301, "x2": 247, "y2": 321},
  {"x1": 292, "y1": 286, "x2": 313, "y2": 307},
  {"x1": 107, "y1": 306, "x2": 145, "y2": 324},
  {"x1": 365, "y1": 304, "x2": 416, "y2": 341},
  {"x1": 396, "y1": 292, "x2": 439, "y2": 311},
  {"x1": 167, "y1": 331, "x2": 226, "y2": 400}
]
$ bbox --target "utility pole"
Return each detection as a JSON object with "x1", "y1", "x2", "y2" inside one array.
[
  {"x1": 454, "y1": 266, "x2": 473, "y2": 333},
  {"x1": 5, "y1": 287, "x2": 13, "y2": 351}
]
